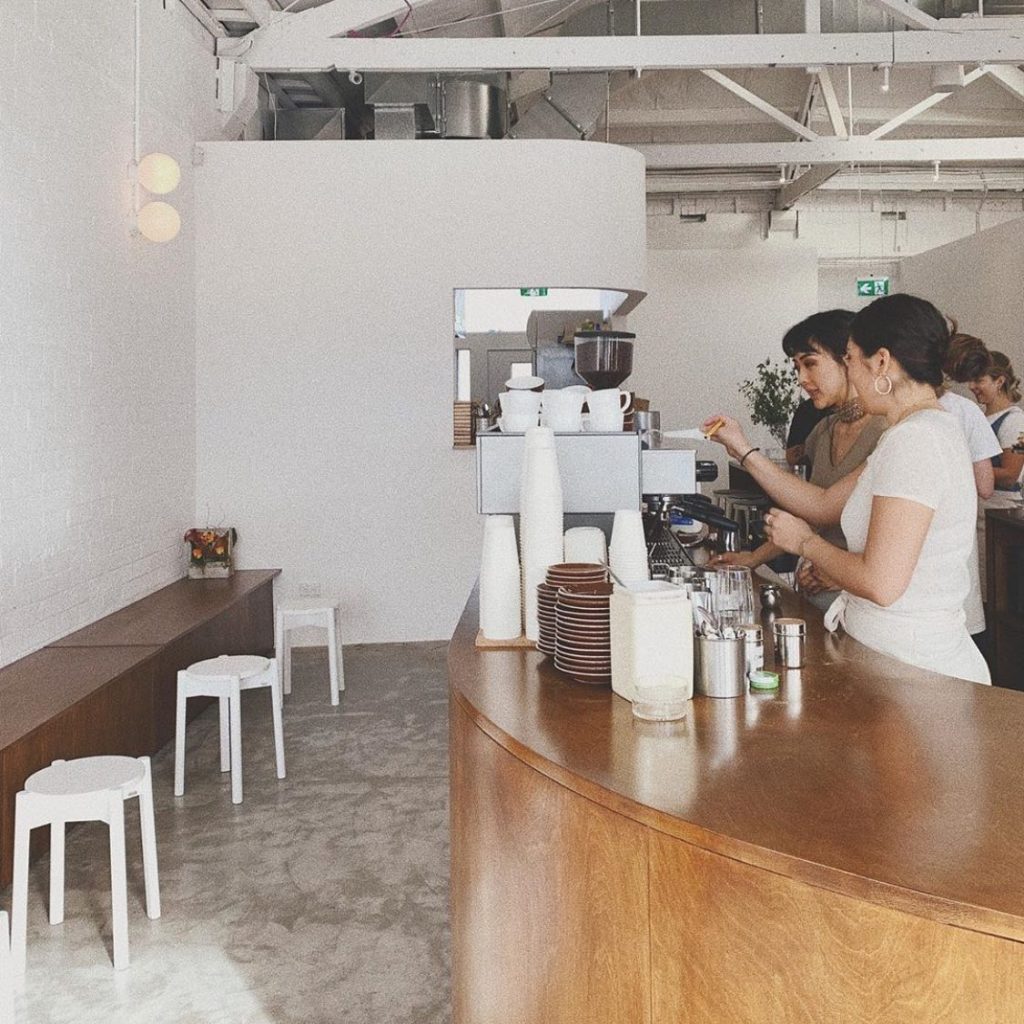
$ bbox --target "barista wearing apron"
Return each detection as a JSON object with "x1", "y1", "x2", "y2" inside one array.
[{"x1": 705, "y1": 294, "x2": 990, "y2": 685}]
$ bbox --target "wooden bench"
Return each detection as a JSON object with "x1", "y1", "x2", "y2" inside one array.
[{"x1": 0, "y1": 569, "x2": 279, "y2": 888}]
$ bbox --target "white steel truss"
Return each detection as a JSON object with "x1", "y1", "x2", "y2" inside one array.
[{"x1": 217, "y1": 31, "x2": 1024, "y2": 72}]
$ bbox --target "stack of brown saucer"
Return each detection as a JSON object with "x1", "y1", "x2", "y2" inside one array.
[
  {"x1": 453, "y1": 401, "x2": 475, "y2": 448},
  {"x1": 554, "y1": 581, "x2": 613, "y2": 685},
  {"x1": 537, "y1": 563, "x2": 607, "y2": 657}
]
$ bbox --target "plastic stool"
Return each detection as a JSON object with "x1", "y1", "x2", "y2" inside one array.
[
  {"x1": 275, "y1": 601, "x2": 345, "y2": 706},
  {"x1": 10, "y1": 756, "x2": 160, "y2": 973},
  {"x1": 174, "y1": 655, "x2": 285, "y2": 805}
]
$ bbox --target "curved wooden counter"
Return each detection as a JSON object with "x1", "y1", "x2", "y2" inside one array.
[{"x1": 449, "y1": 585, "x2": 1024, "y2": 1024}]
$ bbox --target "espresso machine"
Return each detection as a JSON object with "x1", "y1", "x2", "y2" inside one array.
[{"x1": 477, "y1": 325, "x2": 739, "y2": 571}]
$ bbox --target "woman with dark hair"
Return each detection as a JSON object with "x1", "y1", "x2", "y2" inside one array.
[
  {"x1": 712, "y1": 310, "x2": 886, "y2": 611},
  {"x1": 704, "y1": 293, "x2": 989, "y2": 684}
]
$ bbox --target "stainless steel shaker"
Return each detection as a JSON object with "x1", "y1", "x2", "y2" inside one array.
[
  {"x1": 773, "y1": 617, "x2": 806, "y2": 669},
  {"x1": 695, "y1": 635, "x2": 747, "y2": 698},
  {"x1": 738, "y1": 623, "x2": 764, "y2": 676}
]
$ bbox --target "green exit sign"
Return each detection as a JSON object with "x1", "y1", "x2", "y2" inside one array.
[
  {"x1": 519, "y1": 287, "x2": 549, "y2": 297},
  {"x1": 857, "y1": 277, "x2": 890, "y2": 297}
]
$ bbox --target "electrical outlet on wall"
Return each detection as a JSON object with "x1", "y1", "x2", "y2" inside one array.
[{"x1": 297, "y1": 582, "x2": 321, "y2": 597}]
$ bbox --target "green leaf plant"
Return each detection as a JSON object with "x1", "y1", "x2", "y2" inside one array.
[{"x1": 739, "y1": 358, "x2": 799, "y2": 449}]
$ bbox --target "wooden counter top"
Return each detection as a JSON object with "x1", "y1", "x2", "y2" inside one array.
[
  {"x1": 51, "y1": 569, "x2": 280, "y2": 647},
  {"x1": 449, "y1": 585, "x2": 1024, "y2": 944}
]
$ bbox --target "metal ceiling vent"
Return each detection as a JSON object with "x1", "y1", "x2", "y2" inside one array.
[{"x1": 364, "y1": 74, "x2": 507, "y2": 140}]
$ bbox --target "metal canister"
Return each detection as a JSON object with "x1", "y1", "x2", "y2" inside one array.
[
  {"x1": 738, "y1": 623, "x2": 764, "y2": 676},
  {"x1": 773, "y1": 617, "x2": 806, "y2": 669},
  {"x1": 695, "y1": 635, "x2": 747, "y2": 698},
  {"x1": 760, "y1": 583, "x2": 782, "y2": 613}
]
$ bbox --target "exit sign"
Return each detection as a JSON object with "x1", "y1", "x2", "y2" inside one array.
[
  {"x1": 857, "y1": 277, "x2": 890, "y2": 297},
  {"x1": 520, "y1": 287, "x2": 549, "y2": 297}
]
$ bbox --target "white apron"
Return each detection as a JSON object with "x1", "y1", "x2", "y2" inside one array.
[{"x1": 824, "y1": 593, "x2": 991, "y2": 685}]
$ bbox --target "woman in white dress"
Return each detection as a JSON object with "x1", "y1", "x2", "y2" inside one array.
[{"x1": 706, "y1": 293, "x2": 990, "y2": 684}]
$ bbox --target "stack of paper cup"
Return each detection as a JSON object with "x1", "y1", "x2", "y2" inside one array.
[
  {"x1": 480, "y1": 515, "x2": 523, "y2": 640},
  {"x1": 520, "y1": 427, "x2": 564, "y2": 641},
  {"x1": 564, "y1": 526, "x2": 608, "y2": 564},
  {"x1": 609, "y1": 509, "x2": 651, "y2": 586}
]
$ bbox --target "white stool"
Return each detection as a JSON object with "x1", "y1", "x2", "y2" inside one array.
[
  {"x1": 10, "y1": 756, "x2": 160, "y2": 973},
  {"x1": 275, "y1": 601, "x2": 345, "y2": 706},
  {"x1": 174, "y1": 654, "x2": 285, "y2": 805},
  {"x1": 0, "y1": 910, "x2": 13, "y2": 1023}
]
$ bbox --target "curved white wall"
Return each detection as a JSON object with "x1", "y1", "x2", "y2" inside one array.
[{"x1": 194, "y1": 140, "x2": 646, "y2": 643}]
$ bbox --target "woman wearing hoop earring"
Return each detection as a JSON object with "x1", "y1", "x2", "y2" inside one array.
[{"x1": 704, "y1": 293, "x2": 989, "y2": 684}]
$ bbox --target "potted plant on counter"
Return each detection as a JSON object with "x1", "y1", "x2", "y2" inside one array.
[{"x1": 739, "y1": 357, "x2": 799, "y2": 452}]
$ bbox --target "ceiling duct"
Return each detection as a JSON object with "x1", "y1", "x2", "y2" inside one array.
[
  {"x1": 507, "y1": 72, "x2": 609, "y2": 140},
  {"x1": 363, "y1": 74, "x2": 507, "y2": 139}
]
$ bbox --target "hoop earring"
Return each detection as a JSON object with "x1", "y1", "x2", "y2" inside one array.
[{"x1": 873, "y1": 374, "x2": 893, "y2": 396}]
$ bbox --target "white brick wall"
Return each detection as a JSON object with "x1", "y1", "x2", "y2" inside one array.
[{"x1": 0, "y1": 0, "x2": 223, "y2": 665}]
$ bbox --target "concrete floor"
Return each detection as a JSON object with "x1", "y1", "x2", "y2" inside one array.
[{"x1": 3, "y1": 642, "x2": 452, "y2": 1024}]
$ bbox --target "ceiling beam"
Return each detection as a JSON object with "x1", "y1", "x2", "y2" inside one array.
[
  {"x1": 861, "y1": 0, "x2": 941, "y2": 31},
  {"x1": 701, "y1": 70, "x2": 819, "y2": 141},
  {"x1": 867, "y1": 65, "x2": 988, "y2": 139},
  {"x1": 636, "y1": 136, "x2": 1024, "y2": 169},
  {"x1": 775, "y1": 163, "x2": 842, "y2": 208},
  {"x1": 219, "y1": 31, "x2": 1024, "y2": 72},
  {"x1": 249, "y1": 0, "x2": 427, "y2": 40},
  {"x1": 608, "y1": 105, "x2": 1024, "y2": 130},
  {"x1": 177, "y1": 0, "x2": 227, "y2": 37},
  {"x1": 239, "y1": 0, "x2": 278, "y2": 26},
  {"x1": 988, "y1": 65, "x2": 1024, "y2": 105},
  {"x1": 208, "y1": 9, "x2": 258, "y2": 26},
  {"x1": 815, "y1": 69, "x2": 849, "y2": 138}
]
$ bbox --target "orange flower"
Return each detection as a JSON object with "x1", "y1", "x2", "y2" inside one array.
[
  {"x1": 192, "y1": 548, "x2": 203, "y2": 559},
  {"x1": 214, "y1": 546, "x2": 225, "y2": 556}
]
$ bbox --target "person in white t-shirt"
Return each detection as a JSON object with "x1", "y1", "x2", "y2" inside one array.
[
  {"x1": 967, "y1": 349, "x2": 1024, "y2": 596},
  {"x1": 705, "y1": 293, "x2": 990, "y2": 684},
  {"x1": 938, "y1": 333, "x2": 1001, "y2": 636}
]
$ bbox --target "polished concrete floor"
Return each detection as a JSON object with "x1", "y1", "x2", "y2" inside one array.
[{"x1": 4, "y1": 642, "x2": 451, "y2": 1024}]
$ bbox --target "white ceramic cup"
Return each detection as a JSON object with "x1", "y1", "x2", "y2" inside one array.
[
  {"x1": 499, "y1": 391, "x2": 542, "y2": 418},
  {"x1": 588, "y1": 388, "x2": 631, "y2": 416},
  {"x1": 506, "y1": 375, "x2": 544, "y2": 391},
  {"x1": 541, "y1": 389, "x2": 586, "y2": 433}
]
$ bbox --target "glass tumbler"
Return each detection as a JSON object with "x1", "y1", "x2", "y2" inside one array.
[{"x1": 712, "y1": 566, "x2": 755, "y2": 629}]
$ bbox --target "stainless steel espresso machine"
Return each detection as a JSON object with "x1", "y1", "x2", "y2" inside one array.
[{"x1": 477, "y1": 328, "x2": 741, "y2": 570}]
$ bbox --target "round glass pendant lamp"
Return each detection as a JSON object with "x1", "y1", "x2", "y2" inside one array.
[
  {"x1": 137, "y1": 152, "x2": 181, "y2": 194},
  {"x1": 137, "y1": 201, "x2": 181, "y2": 242}
]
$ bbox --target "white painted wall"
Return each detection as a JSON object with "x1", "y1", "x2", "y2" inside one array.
[
  {"x1": 0, "y1": 1, "x2": 222, "y2": 665},
  {"x1": 194, "y1": 140, "x2": 646, "y2": 644},
  {"x1": 818, "y1": 262, "x2": 903, "y2": 312},
  {"x1": 900, "y1": 219, "x2": 1024, "y2": 371},
  {"x1": 627, "y1": 247, "x2": 820, "y2": 480}
]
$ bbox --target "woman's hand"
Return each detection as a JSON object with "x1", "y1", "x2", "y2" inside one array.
[
  {"x1": 708, "y1": 551, "x2": 762, "y2": 570},
  {"x1": 799, "y1": 560, "x2": 841, "y2": 593},
  {"x1": 700, "y1": 414, "x2": 750, "y2": 460},
  {"x1": 763, "y1": 507, "x2": 814, "y2": 557}
]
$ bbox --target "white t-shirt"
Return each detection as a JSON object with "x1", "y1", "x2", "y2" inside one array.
[
  {"x1": 987, "y1": 406, "x2": 1024, "y2": 496},
  {"x1": 940, "y1": 392, "x2": 1002, "y2": 462},
  {"x1": 838, "y1": 409, "x2": 990, "y2": 684},
  {"x1": 938, "y1": 392, "x2": 1000, "y2": 633}
]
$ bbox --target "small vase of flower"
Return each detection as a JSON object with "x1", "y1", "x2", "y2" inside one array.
[{"x1": 184, "y1": 528, "x2": 237, "y2": 579}]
